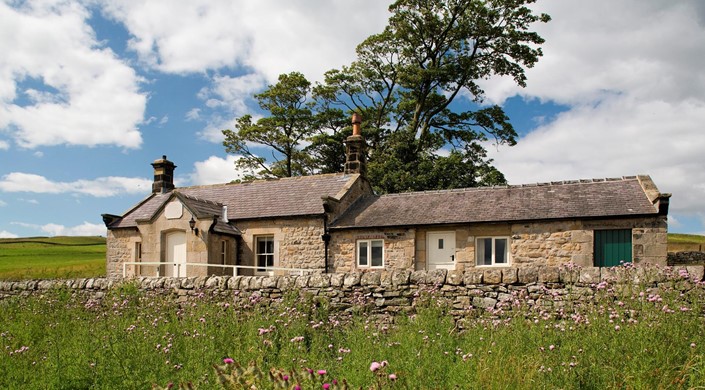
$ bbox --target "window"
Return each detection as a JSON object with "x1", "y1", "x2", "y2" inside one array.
[
  {"x1": 220, "y1": 240, "x2": 228, "y2": 265},
  {"x1": 256, "y1": 236, "x2": 274, "y2": 272},
  {"x1": 594, "y1": 229, "x2": 632, "y2": 267},
  {"x1": 357, "y1": 239, "x2": 384, "y2": 268},
  {"x1": 476, "y1": 237, "x2": 509, "y2": 266},
  {"x1": 134, "y1": 242, "x2": 142, "y2": 261}
]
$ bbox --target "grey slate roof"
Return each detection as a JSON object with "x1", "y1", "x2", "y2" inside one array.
[
  {"x1": 330, "y1": 176, "x2": 659, "y2": 229},
  {"x1": 109, "y1": 173, "x2": 358, "y2": 229}
]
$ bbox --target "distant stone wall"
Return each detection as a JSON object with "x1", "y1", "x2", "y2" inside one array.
[
  {"x1": 2, "y1": 266, "x2": 703, "y2": 315},
  {"x1": 669, "y1": 251, "x2": 705, "y2": 266}
]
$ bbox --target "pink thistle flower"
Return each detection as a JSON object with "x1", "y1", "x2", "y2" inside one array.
[
  {"x1": 223, "y1": 358, "x2": 234, "y2": 364},
  {"x1": 691, "y1": 343, "x2": 697, "y2": 348},
  {"x1": 283, "y1": 375, "x2": 289, "y2": 381},
  {"x1": 549, "y1": 345, "x2": 555, "y2": 351},
  {"x1": 317, "y1": 369, "x2": 327, "y2": 376},
  {"x1": 295, "y1": 386, "x2": 302, "y2": 390},
  {"x1": 370, "y1": 361, "x2": 382, "y2": 372},
  {"x1": 389, "y1": 373, "x2": 397, "y2": 380},
  {"x1": 322, "y1": 384, "x2": 331, "y2": 389},
  {"x1": 615, "y1": 325, "x2": 621, "y2": 331}
]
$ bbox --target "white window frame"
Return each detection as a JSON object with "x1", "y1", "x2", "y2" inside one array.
[
  {"x1": 476, "y1": 236, "x2": 510, "y2": 266},
  {"x1": 357, "y1": 239, "x2": 385, "y2": 269},
  {"x1": 255, "y1": 235, "x2": 275, "y2": 274}
]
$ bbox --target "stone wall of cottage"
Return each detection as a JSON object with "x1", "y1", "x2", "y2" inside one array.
[
  {"x1": 107, "y1": 199, "x2": 236, "y2": 279},
  {"x1": 3, "y1": 266, "x2": 702, "y2": 316},
  {"x1": 328, "y1": 217, "x2": 667, "y2": 274},
  {"x1": 106, "y1": 228, "x2": 140, "y2": 279},
  {"x1": 237, "y1": 217, "x2": 326, "y2": 275},
  {"x1": 329, "y1": 228, "x2": 416, "y2": 273}
]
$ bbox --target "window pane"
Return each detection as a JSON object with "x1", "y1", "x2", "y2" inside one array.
[
  {"x1": 438, "y1": 238, "x2": 444, "y2": 249},
  {"x1": 371, "y1": 240, "x2": 383, "y2": 267},
  {"x1": 478, "y1": 238, "x2": 493, "y2": 265},
  {"x1": 358, "y1": 241, "x2": 368, "y2": 266},
  {"x1": 495, "y1": 239, "x2": 507, "y2": 264}
]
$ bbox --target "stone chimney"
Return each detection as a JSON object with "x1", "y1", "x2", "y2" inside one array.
[
  {"x1": 151, "y1": 155, "x2": 176, "y2": 193},
  {"x1": 344, "y1": 113, "x2": 366, "y2": 175}
]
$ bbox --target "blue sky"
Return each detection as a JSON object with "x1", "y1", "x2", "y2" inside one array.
[{"x1": 1, "y1": 0, "x2": 705, "y2": 238}]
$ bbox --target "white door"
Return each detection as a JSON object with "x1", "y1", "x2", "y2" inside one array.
[
  {"x1": 427, "y1": 232, "x2": 456, "y2": 270},
  {"x1": 166, "y1": 231, "x2": 187, "y2": 277}
]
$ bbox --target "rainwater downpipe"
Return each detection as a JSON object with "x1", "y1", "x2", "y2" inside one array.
[{"x1": 321, "y1": 215, "x2": 331, "y2": 274}]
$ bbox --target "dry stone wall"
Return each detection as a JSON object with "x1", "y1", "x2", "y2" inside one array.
[{"x1": 2, "y1": 266, "x2": 703, "y2": 316}]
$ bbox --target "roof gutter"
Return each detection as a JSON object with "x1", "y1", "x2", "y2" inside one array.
[{"x1": 328, "y1": 212, "x2": 664, "y2": 231}]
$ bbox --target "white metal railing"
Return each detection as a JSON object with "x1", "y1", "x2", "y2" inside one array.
[{"x1": 122, "y1": 261, "x2": 323, "y2": 278}]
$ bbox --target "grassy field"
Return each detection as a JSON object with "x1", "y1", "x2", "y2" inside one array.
[
  {"x1": 0, "y1": 236, "x2": 106, "y2": 280},
  {"x1": 0, "y1": 279, "x2": 704, "y2": 389}
]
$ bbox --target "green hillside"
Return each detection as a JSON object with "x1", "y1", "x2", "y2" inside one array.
[{"x1": 0, "y1": 236, "x2": 106, "y2": 280}]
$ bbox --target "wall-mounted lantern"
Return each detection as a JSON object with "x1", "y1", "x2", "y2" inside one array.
[{"x1": 189, "y1": 217, "x2": 199, "y2": 235}]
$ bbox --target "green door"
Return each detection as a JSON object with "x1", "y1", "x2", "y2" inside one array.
[{"x1": 594, "y1": 229, "x2": 632, "y2": 267}]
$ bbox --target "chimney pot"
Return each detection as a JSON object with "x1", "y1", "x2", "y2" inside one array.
[{"x1": 351, "y1": 113, "x2": 362, "y2": 136}]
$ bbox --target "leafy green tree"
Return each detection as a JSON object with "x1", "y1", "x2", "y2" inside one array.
[
  {"x1": 222, "y1": 72, "x2": 320, "y2": 178},
  {"x1": 315, "y1": 0, "x2": 550, "y2": 192},
  {"x1": 223, "y1": 0, "x2": 549, "y2": 190}
]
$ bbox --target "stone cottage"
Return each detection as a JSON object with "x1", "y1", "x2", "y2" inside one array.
[{"x1": 103, "y1": 116, "x2": 671, "y2": 279}]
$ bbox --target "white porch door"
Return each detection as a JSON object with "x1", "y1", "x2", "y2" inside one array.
[
  {"x1": 166, "y1": 231, "x2": 187, "y2": 277},
  {"x1": 427, "y1": 232, "x2": 456, "y2": 270}
]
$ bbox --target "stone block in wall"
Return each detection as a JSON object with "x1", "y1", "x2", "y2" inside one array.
[
  {"x1": 447, "y1": 271, "x2": 463, "y2": 286},
  {"x1": 391, "y1": 270, "x2": 411, "y2": 286},
  {"x1": 277, "y1": 276, "x2": 294, "y2": 290},
  {"x1": 410, "y1": 271, "x2": 427, "y2": 284},
  {"x1": 310, "y1": 274, "x2": 331, "y2": 288},
  {"x1": 483, "y1": 269, "x2": 502, "y2": 284},
  {"x1": 262, "y1": 276, "x2": 278, "y2": 289},
  {"x1": 472, "y1": 296, "x2": 497, "y2": 309},
  {"x1": 539, "y1": 267, "x2": 560, "y2": 283},
  {"x1": 343, "y1": 273, "x2": 361, "y2": 287},
  {"x1": 518, "y1": 267, "x2": 538, "y2": 284},
  {"x1": 361, "y1": 272, "x2": 381, "y2": 286},
  {"x1": 428, "y1": 269, "x2": 447, "y2": 285},
  {"x1": 228, "y1": 276, "x2": 242, "y2": 290},
  {"x1": 686, "y1": 266, "x2": 705, "y2": 282},
  {"x1": 249, "y1": 277, "x2": 263, "y2": 290},
  {"x1": 578, "y1": 268, "x2": 600, "y2": 284},
  {"x1": 194, "y1": 276, "x2": 208, "y2": 289},
  {"x1": 205, "y1": 276, "x2": 221, "y2": 289},
  {"x1": 37, "y1": 280, "x2": 53, "y2": 290},
  {"x1": 502, "y1": 268, "x2": 517, "y2": 284},
  {"x1": 463, "y1": 271, "x2": 483, "y2": 285},
  {"x1": 330, "y1": 273, "x2": 344, "y2": 288},
  {"x1": 380, "y1": 272, "x2": 393, "y2": 287},
  {"x1": 559, "y1": 267, "x2": 580, "y2": 284},
  {"x1": 181, "y1": 277, "x2": 195, "y2": 289},
  {"x1": 295, "y1": 275, "x2": 310, "y2": 288}
]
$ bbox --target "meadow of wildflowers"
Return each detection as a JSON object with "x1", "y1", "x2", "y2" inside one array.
[{"x1": 1, "y1": 275, "x2": 704, "y2": 389}]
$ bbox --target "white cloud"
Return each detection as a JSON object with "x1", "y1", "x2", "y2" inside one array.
[
  {"x1": 481, "y1": 1, "x2": 705, "y2": 231},
  {"x1": 189, "y1": 155, "x2": 250, "y2": 185},
  {"x1": 185, "y1": 108, "x2": 201, "y2": 121},
  {"x1": 0, "y1": 1, "x2": 145, "y2": 149},
  {"x1": 0, "y1": 230, "x2": 18, "y2": 238},
  {"x1": 158, "y1": 115, "x2": 169, "y2": 125},
  {"x1": 99, "y1": 0, "x2": 390, "y2": 81},
  {"x1": 12, "y1": 221, "x2": 106, "y2": 237},
  {"x1": 0, "y1": 140, "x2": 8, "y2": 149},
  {"x1": 0, "y1": 173, "x2": 152, "y2": 197}
]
